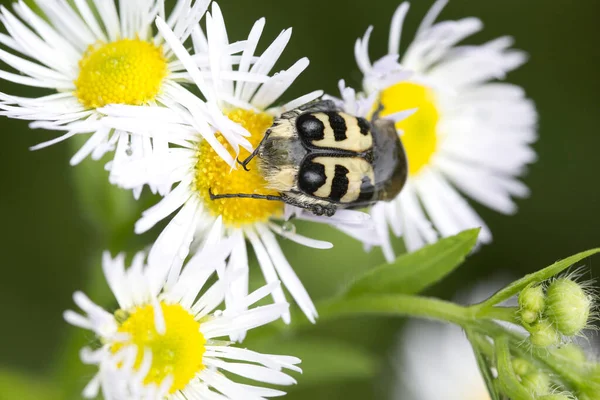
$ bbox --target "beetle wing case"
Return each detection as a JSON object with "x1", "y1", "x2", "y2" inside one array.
[
  {"x1": 249, "y1": 98, "x2": 408, "y2": 216},
  {"x1": 371, "y1": 118, "x2": 408, "y2": 201}
]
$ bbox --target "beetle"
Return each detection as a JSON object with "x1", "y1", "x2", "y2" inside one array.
[{"x1": 209, "y1": 100, "x2": 408, "y2": 217}]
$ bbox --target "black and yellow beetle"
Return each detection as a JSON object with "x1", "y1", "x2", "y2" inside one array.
[{"x1": 209, "y1": 100, "x2": 408, "y2": 216}]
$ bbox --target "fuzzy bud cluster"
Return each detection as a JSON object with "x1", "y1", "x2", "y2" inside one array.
[
  {"x1": 518, "y1": 278, "x2": 594, "y2": 347},
  {"x1": 512, "y1": 358, "x2": 551, "y2": 396}
]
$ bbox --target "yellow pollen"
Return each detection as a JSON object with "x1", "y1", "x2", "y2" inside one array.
[
  {"x1": 194, "y1": 109, "x2": 283, "y2": 227},
  {"x1": 74, "y1": 38, "x2": 168, "y2": 108},
  {"x1": 380, "y1": 82, "x2": 440, "y2": 177},
  {"x1": 112, "y1": 303, "x2": 205, "y2": 394}
]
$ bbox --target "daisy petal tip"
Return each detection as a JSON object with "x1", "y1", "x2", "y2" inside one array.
[
  {"x1": 72, "y1": 290, "x2": 86, "y2": 302},
  {"x1": 69, "y1": 156, "x2": 82, "y2": 166},
  {"x1": 134, "y1": 219, "x2": 153, "y2": 235},
  {"x1": 63, "y1": 310, "x2": 76, "y2": 322},
  {"x1": 506, "y1": 204, "x2": 519, "y2": 216}
]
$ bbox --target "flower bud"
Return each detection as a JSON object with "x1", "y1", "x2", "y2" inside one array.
[
  {"x1": 545, "y1": 278, "x2": 591, "y2": 336},
  {"x1": 529, "y1": 319, "x2": 561, "y2": 347},
  {"x1": 521, "y1": 309, "x2": 539, "y2": 325},
  {"x1": 519, "y1": 284, "x2": 546, "y2": 324},
  {"x1": 520, "y1": 285, "x2": 546, "y2": 312},
  {"x1": 512, "y1": 358, "x2": 531, "y2": 376}
]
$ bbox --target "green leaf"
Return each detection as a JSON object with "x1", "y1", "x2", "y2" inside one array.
[
  {"x1": 343, "y1": 229, "x2": 479, "y2": 297},
  {"x1": 0, "y1": 368, "x2": 59, "y2": 400},
  {"x1": 479, "y1": 248, "x2": 600, "y2": 309},
  {"x1": 466, "y1": 330, "x2": 501, "y2": 400},
  {"x1": 252, "y1": 338, "x2": 378, "y2": 387}
]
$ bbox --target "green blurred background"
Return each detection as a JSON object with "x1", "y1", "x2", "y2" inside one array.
[{"x1": 0, "y1": 0, "x2": 599, "y2": 398}]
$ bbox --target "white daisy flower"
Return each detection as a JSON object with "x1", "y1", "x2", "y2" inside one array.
[
  {"x1": 0, "y1": 0, "x2": 248, "y2": 197},
  {"x1": 63, "y1": 223, "x2": 301, "y2": 400},
  {"x1": 396, "y1": 320, "x2": 490, "y2": 400},
  {"x1": 352, "y1": 0, "x2": 538, "y2": 258},
  {"x1": 394, "y1": 319, "x2": 490, "y2": 400},
  {"x1": 99, "y1": 3, "x2": 378, "y2": 326}
]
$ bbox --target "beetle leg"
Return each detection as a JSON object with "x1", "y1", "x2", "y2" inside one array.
[
  {"x1": 309, "y1": 203, "x2": 337, "y2": 217},
  {"x1": 280, "y1": 193, "x2": 338, "y2": 217},
  {"x1": 312, "y1": 204, "x2": 325, "y2": 216},
  {"x1": 324, "y1": 207, "x2": 336, "y2": 217}
]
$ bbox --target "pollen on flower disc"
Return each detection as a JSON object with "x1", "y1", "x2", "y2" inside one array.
[
  {"x1": 112, "y1": 303, "x2": 206, "y2": 394},
  {"x1": 75, "y1": 38, "x2": 168, "y2": 108},
  {"x1": 194, "y1": 109, "x2": 284, "y2": 227},
  {"x1": 380, "y1": 82, "x2": 440, "y2": 177}
]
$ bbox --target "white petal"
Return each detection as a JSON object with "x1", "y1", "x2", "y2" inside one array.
[{"x1": 256, "y1": 224, "x2": 317, "y2": 323}]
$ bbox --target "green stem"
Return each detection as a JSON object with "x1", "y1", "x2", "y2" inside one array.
[
  {"x1": 496, "y1": 337, "x2": 534, "y2": 400},
  {"x1": 320, "y1": 294, "x2": 474, "y2": 324},
  {"x1": 474, "y1": 306, "x2": 519, "y2": 323},
  {"x1": 467, "y1": 330, "x2": 502, "y2": 400}
]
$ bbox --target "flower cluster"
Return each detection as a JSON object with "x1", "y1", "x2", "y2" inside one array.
[
  {"x1": 1, "y1": 0, "x2": 576, "y2": 399},
  {"x1": 519, "y1": 275, "x2": 597, "y2": 347},
  {"x1": 396, "y1": 274, "x2": 599, "y2": 400}
]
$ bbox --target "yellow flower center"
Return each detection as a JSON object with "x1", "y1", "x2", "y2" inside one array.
[
  {"x1": 112, "y1": 303, "x2": 205, "y2": 394},
  {"x1": 194, "y1": 109, "x2": 284, "y2": 227},
  {"x1": 380, "y1": 82, "x2": 440, "y2": 177},
  {"x1": 74, "y1": 38, "x2": 168, "y2": 108}
]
